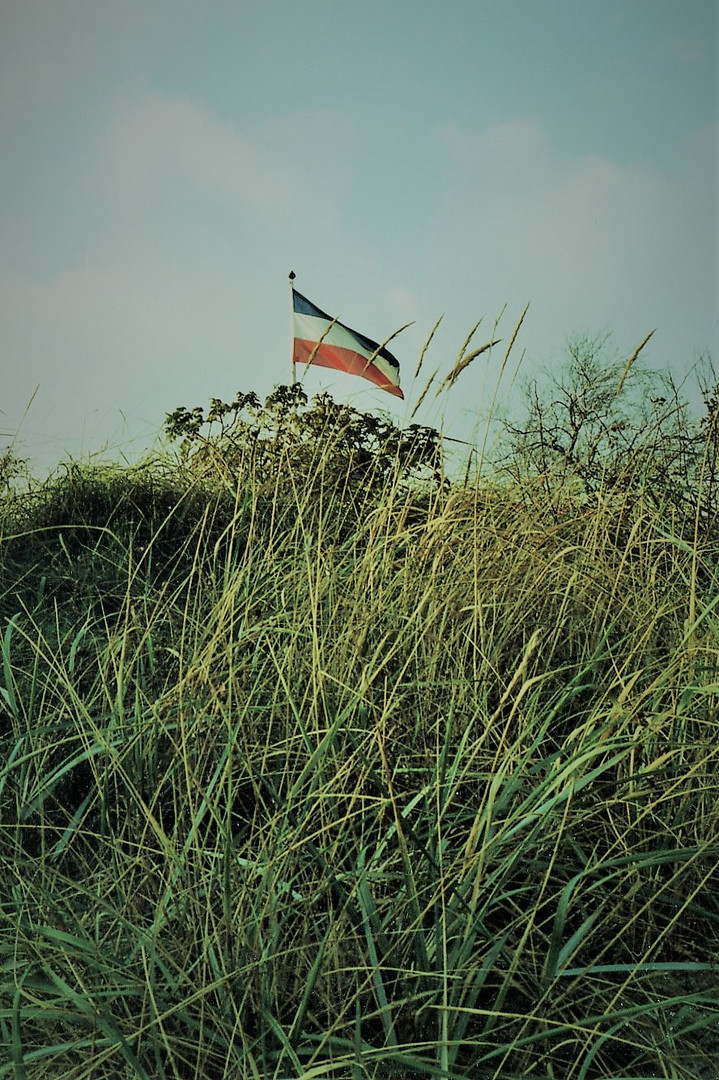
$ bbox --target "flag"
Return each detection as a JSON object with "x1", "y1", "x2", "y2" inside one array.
[{"x1": 292, "y1": 288, "x2": 404, "y2": 399}]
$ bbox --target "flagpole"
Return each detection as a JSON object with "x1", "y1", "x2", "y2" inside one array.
[{"x1": 288, "y1": 270, "x2": 296, "y2": 385}]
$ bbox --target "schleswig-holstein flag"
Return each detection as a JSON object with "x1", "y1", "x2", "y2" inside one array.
[{"x1": 292, "y1": 286, "x2": 404, "y2": 399}]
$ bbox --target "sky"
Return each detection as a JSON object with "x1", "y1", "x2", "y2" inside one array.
[{"x1": 1, "y1": 0, "x2": 717, "y2": 472}]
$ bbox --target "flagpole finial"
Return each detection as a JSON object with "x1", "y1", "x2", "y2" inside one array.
[{"x1": 288, "y1": 270, "x2": 296, "y2": 281}]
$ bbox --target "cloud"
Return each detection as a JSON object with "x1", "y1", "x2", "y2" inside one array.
[
  {"x1": 428, "y1": 118, "x2": 717, "y2": 358},
  {"x1": 437, "y1": 119, "x2": 664, "y2": 288},
  {"x1": 387, "y1": 285, "x2": 420, "y2": 326},
  {"x1": 95, "y1": 94, "x2": 370, "y2": 292},
  {"x1": 97, "y1": 94, "x2": 364, "y2": 237},
  {"x1": 98, "y1": 94, "x2": 292, "y2": 218},
  {"x1": 656, "y1": 32, "x2": 714, "y2": 64}
]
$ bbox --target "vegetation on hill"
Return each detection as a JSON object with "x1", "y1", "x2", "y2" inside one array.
[{"x1": 1, "y1": 337, "x2": 718, "y2": 1078}]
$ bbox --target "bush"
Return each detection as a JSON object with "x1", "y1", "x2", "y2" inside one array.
[
  {"x1": 165, "y1": 383, "x2": 443, "y2": 489},
  {"x1": 504, "y1": 333, "x2": 719, "y2": 530}
]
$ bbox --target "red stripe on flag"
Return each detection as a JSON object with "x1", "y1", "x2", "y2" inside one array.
[{"x1": 293, "y1": 338, "x2": 404, "y2": 399}]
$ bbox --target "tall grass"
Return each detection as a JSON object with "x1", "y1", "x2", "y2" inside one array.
[{"x1": 1, "y1": 381, "x2": 718, "y2": 1078}]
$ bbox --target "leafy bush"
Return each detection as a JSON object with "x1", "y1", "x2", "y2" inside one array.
[{"x1": 166, "y1": 382, "x2": 443, "y2": 490}]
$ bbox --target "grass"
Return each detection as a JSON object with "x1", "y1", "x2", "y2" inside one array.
[{"x1": 0, "y1": 372, "x2": 718, "y2": 1078}]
